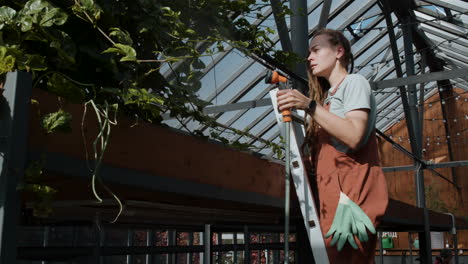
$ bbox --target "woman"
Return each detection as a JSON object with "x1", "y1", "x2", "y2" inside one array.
[{"x1": 277, "y1": 28, "x2": 388, "y2": 263}]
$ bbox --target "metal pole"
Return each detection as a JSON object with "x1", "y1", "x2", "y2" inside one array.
[
  {"x1": 146, "y1": 229, "x2": 154, "y2": 264},
  {"x1": 168, "y1": 230, "x2": 176, "y2": 264},
  {"x1": 380, "y1": 0, "x2": 420, "y2": 155},
  {"x1": 204, "y1": 225, "x2": 211, "y2": 264},
  {"x1": 274, "y1": 233, "x2": 280, "y2": 264},
  {"x1": 378, "y1": 232, "x2": 384, "y2": 264},
  {"x1": 418, "y1": 53, "x2": 426, "y2": 145},
  {"x1": 244, "y1": 226, "x2": 250, "y2": 264},
  {"x1": 402, "y1": 17, "x2": 422, "y2": 155},
  {"x1": 127, "y1": 229, "x2": 134, "y2": 264},
  {"x1": 42, "y1": 226, "x2": 50, "y2": 264},
  {"x1": 0, "y1": 71, "x2": 32, "y2": 264},
  {"x1": 402, "y1": 14, "x2": 431, "y2": 264},
  {"x1": 290, "y1": 0, "x2": 309, "y2": 94},
  {"x1": 284, "y1": 120, "x2": 290, "y2": 264},
  {"x1": 318, "y1": 0, "x2": 332, "y2": 29},
  {"x1": 217, "y1": 232, "x2": 221, "y2": 264},
  {"x1": 408, "y1": 233, "x2": 413, "y2": 264},
  {"x1": 233, "y1": 233, "x2": 237, "y2": 264},
  {"x1": 446, "y1": 213, "x2": 459, "y2": 264},
  {"x1": 188, "y1": 232, "x2": 193, "y2": 264},
  {"x1": 270, "y1": 0, "x2": 292, "y2": 52},
  {"x1": 94, "y1": 213, "x2": 104, "y2": 264}
]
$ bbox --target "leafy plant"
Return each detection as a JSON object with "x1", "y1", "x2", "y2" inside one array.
[
  {"x1": 19, "y1": 160, "x2": 57, "y2": 217},
  {"x1": 40, "y1": 108, "x2": 72, "y2": 134},
  {"x1": 2, "y1": 0, "x2": 295, "y2": 221}
]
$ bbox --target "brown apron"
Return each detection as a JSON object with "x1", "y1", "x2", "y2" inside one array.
[{"x1": 314, "y1": 99, "x2": 389, "y2": 263}]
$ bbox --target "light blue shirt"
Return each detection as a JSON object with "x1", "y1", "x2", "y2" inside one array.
[{"x1": 323, "y1": 74, "x2": 376, "y2": 153}]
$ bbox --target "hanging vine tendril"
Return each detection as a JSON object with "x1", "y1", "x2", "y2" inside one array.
[{"x1": 82, "y1": 99, "x2": 123, "y2": 223}]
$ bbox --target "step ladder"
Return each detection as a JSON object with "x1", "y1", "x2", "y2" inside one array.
[{"x1": 269, "y1": 83, "x2": 330, "y2": 264}]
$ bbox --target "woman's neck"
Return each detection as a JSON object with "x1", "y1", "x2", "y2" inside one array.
[{"x1": 326, "y1": 66, "x2": 348, "y2": 88}]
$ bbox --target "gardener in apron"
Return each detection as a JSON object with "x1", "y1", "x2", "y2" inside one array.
[{"x1": 277, "y1": 28, "x2": 388, "y2": 263}]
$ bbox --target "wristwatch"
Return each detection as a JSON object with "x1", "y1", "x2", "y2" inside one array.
[{"x1": 307, "y1": 99, "x2": 317, "y2": 115}]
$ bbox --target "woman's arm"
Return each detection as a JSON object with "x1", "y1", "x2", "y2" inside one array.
[
  {"x1": 277, "y1": 89, "x2": 369, "y2": 150},
  {"x1": 312, "y1": 104, "x2": 369, "y2": 149}
]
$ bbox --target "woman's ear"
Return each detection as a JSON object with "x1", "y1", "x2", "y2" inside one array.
[{"x1": 336, "y1": 45, "x2": 345, "y2": 59}]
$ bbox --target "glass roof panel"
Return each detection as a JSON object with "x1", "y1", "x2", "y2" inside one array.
[{"x1": 160, "y1": 0, "x2": 468, "y2": 159}]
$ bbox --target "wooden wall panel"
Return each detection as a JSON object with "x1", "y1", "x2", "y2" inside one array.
[{"x1": 379, "y1": 87, "x2": 468, "y2": 249}]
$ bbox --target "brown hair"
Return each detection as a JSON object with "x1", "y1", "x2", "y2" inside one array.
[{"x1": 303, "y1": 29, "x2": 354, "y2": 167}]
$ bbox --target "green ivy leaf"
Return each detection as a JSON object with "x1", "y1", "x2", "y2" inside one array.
[
  {"x1": 0, "y1": 46, "x2": 16, "y2": 74},
  {"x1": 23, "y1": 0, "x2": 48, "y2": 13},
  {"x1": 123, "y1": 88, "x2": 164, "y2": 105},
  {"x1": 17, "y1": 0, "x2": 48, "y2": 31},
  {"x1": 19, "y1": 15, "x2": 34, "y2": 32},
  {"x1": 0, "y1": 6, "x2": 16, "y2": 30},
  {"x1": 24, "y1": 54, "x2": 47, "y2": 71},
  {"x1": 41, "y1": 109, "x2": 72, "y2": 134},
  {"x1": 14, "y1": 0, "x2": 68, "y2": 29},
  {"x1": 109, "y1": 28, "x2": 133, "y2": 46},
  {"x1": 49, "y1": 29, "x2": 76, "y2": 64},
  {"x1": 102, "y1": 43, "x2": 137, "y2": 62},
  {"x1": 39, "y1": 7, "x2": 68, "y2": 27},
  {"x1": 74, "y1": 0, "x2": 102, "y2": 21},
  {"x1": 46, "y1": 73, "x2": 85, "y2": 103}
]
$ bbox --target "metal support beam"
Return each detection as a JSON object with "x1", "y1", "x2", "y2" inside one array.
[
  {"x1": 384, "y1": 0, "x2": 460, "y2": 191},
  {"x1": 270, "y1": 0, "x2": 292, "y2": 52},
  {"x1": 233, "y1": 232, "x2": 237, "y2": 264},
  {"x1": 437, "y1": 84, "x2": 459, "y2": 187},
  {"x1": 146, "y1": 229, "x2": 154, "y2": 264},
  {"x1": 378, "y1": 232, "x2": 384, "y2": 264},
  {"x1": 380, "y1": 1, "x2": 431, "y2": 260},
  {"x1": 126, "y1": 229, "x2": 134, "y2": 264},
  {"x1": 382, "y1": 160, "x2": 468, "y2": 172},
  {"x1": 94, "y1": 213, "x2": 103, "y2": 264},
  {"x1": 42, "y1": 226, "x2": 49, "y2": 264},
  {"x1": 380, "y1": 0, "x2": 420, "y2": 156},
  {"x1": 0, "y1": 71, "x2": 32, "y2": 264},
  {"x1": 408, "y1": 232, "x2": 413, "y2": 264},
  {"x1": 204, "y1": 225, "x2": 211, "y2": 264},
  {"x1": 216, "y1": 233, "x2": 221, "y2": 264},
  {"x1": 244, "y1": 226, "x2": 250, "y2": 264},
  {"x1": 418, "y1": 53, "x2": 426, "y2": 152},
  {"x1": 418, "y1": 0, "x2": 468, "y2": 14},
  {"x1": 290, "y1": 0, "x2": 309, "y2": 94},
  {"x1": 371, "y1": 68, "x2": 468, "y2": 90},
  {"x1": 403, "y1": 11, "x2": 430, "y2": 264},
  {"x1": 200, "y1": 68, "x2": 468, "y2": 115},
  {"x1": 169, "y1": 229, "x2": 176, "y2": 264},
  {"x1": 202, "y1": 98, "x2": 272, "y2": 115},
  {"x1": 446, "y1": 213, "x2": 459, "y2": 264},
  {"x1": 403, "y1": 18, "x2": 422, "y2": 155},
  {"x1": 318, "y1": 0, "x2": 332, "y2": 29}
]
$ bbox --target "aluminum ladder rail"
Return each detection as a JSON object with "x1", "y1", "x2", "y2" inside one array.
[{"x1": 270, "y1": 88, "x2": 329, "y2": 264}]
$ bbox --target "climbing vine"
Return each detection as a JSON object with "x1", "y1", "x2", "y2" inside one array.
[{"x1": 1, "y1": 0, "x2": 295, "y2": 219}]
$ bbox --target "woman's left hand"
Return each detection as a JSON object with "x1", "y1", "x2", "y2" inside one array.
[{"x1": 276, "y1": 89, "x2": 311, "y2": 111}]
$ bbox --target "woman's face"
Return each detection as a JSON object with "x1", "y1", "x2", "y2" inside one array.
[{"x1": 307, "y1": 34, "x2": 342, "y2": 78}]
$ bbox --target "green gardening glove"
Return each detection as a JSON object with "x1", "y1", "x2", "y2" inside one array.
[{"x1": 325, "y1": 192, "x2": 376, "y2": 251}]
